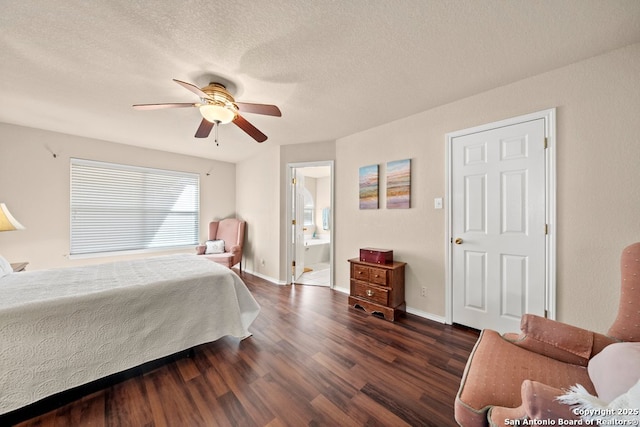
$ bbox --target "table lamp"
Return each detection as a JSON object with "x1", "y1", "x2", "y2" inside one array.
[{"x1": 0, "y1": 203, "x2": 25, "y2": 232}]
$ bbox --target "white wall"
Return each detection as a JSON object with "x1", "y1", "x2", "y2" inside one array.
[
  {"x1": 235, "y1": 140, "x2": 336, "y2": 283},
  {"x1": 235, "y1": 145, "x2": 282, "y2": 280},
  {"x1": 0, "y1": 124, "x2": 236, "y2": 269},
  {"x1": 335, "y1": 43, "x2": 640, "y2": 333}
]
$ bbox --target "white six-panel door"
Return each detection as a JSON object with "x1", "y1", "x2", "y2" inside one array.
[{"x1": 450, "y1": 117, "x2": 548, "y2": 333}]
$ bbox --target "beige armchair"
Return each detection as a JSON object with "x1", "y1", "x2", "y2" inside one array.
[
  {"x1": 455, "y1": 242, "x2": 640, "y2": 426},
  {"x1": 196, "y1": 218, "x2": 246, "y2": 272}
]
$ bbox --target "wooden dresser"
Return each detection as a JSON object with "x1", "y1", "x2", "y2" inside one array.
[{"x1": 348, "y1": 258, "x2": 406, "y2": 321}]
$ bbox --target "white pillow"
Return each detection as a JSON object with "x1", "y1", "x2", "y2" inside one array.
[
  {"x1": 0, "y1": 255, "x2": 13, "y2": 278},
  {"x1": 558, "y1": 380, "x2": 640, "y2": 425},
  {"x1": 588, "y1": 342, "x2": 640, "y2": 403},
  {"x1": 205, "y1": 239, "x2": 225, "y2": 254}
]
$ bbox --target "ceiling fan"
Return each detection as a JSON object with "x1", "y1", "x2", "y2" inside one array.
[{"x1": 133, "y1": 79, "x2": 281, "y2": 144}]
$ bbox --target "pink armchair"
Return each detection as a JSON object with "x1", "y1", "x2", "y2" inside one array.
[
  {"x1": 196, "y1": 218, "x2": 246, "y2": 272},
  {"x1": 455, "y1": 242, "x2": 640, "y2": 426}
]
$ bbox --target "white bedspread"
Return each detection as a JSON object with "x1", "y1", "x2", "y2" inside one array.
[{"x1": 0, "y1": 254, "x2": 260, "y2": 415}]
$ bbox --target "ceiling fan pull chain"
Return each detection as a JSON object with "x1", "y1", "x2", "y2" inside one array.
[{"x1": 214, "y1": 121, "x2": 220, "y2": 146}]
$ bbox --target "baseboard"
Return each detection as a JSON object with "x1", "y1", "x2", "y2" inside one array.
[
  {"x1": 239, "y1": 272, "x2": 444, "y2": 324},
  {"x1": 333, "y1": 286, "x2": 445, "y2": 323},
  {"x1": 405, "y1": 306, "x2": 446, "y2": 324},
  {"x1": 332, "y1": 285, "x2": 349, "y2": 295},
  {"x1": 241, "y1": 268, "x2": 288, "y2": 285}
]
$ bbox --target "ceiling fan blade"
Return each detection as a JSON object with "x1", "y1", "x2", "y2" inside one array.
[
  {"x1": 195, "y1": 118, "x2": 214, "y2": 138},
  {"x1": 132, "y1": 102, "x2": 197, "y2": 110},
  {"x1": 233, "y1": 114, "x2": 268, "y2": 143},
  {"x1": 236, "y1": 102, "x2": 282, "y2": 117},
  {"x1": 173, "y1": 79, "x2": 211, "y2": 100}
]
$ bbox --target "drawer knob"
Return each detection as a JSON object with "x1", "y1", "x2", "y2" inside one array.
[{"x1": 366, "y1": 289, "x2": 374, "y2": 297}]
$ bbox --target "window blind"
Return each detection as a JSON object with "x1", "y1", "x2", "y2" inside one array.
[{"x1": 70, "y1": 159, "x2": 199, "y2": 256}]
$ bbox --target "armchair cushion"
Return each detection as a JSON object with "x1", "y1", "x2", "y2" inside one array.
[{"x1": 203, "y1": 252, "x2": 234, "y2": 266}]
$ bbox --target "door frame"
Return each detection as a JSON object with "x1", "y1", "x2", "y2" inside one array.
[
  {"x1": 444, "y1": 108, "x2": 557, "y2": 326},
  {"x1": 286, "y1": 160, "x2": 335, "y2": 288}
]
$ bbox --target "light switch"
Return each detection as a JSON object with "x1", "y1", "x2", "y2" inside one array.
[{"x1": 434, "y1": 198, "x2": 443, "y2": 209}]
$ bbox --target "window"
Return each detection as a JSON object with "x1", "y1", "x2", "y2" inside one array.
[
  {"x1": 303, "y1": 187, "x2": 314, "y2": 226},
  {"x1": 70, "y1": 159, "x2": 199, "y2": 256}
]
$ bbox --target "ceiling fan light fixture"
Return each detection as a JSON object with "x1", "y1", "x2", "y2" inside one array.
[
  {"x1": 134, "y1": 79, "x2": 278, "y2": 141},
  {"x1": 199, "y1": 104, "x2": 235, "y2": 124}
]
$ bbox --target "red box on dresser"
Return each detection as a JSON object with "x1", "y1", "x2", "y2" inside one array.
[{"x1": 359, "y1": 248, "x2": 393, "y2": 264}]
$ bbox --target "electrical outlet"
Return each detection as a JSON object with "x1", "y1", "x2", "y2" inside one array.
[{"x1": 421, "y1": 287, "x2": 427, "y2": 297}]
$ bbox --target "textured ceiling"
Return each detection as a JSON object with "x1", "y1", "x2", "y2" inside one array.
[{"x1": 1, "y1": 0, "x2": 640, "y2": 163}]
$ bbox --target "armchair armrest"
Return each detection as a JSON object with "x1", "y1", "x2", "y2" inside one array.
[
  {"x1": 504, "y1": 314, "x2": 617, "y2": 366},
  {"x1": 195, "y1": 244, "x2": 206, "y2": 255},
  {"x1": 228, "y1": 245, "x2": 241, "y2": 255}
]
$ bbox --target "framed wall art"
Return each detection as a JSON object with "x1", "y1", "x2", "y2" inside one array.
[
  {"x1": 359, "y1": 164, "x2": 379, "y2": 209},
  {"x1": 386, "y1": 159, "x2": 411, "y2": 209}
]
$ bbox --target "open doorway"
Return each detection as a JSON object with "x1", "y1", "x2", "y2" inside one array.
[{"x1": 287, "y1": 161, "x2": 334, "y2": 287}]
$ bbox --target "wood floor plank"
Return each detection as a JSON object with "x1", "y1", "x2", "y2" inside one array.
[
  {"x1": 310, "y1": 394, "x2": 361, "y2": 427},
  {"x1": 184, "y1": 375, "x2": 227, "y2": 427},
  {"x1": 176, "y1": 355, "x2": 201, "y2": 383},
  {"x1": 347, "y1": 392, "x2": 413, "y2": 427},
  {"x1": 9, "y1": 269, "x2": 479, "y2": 427},
  {"x1": 249, "y1": 375, "x2": 314, "y2": 426},
  {"x1": 105, "y1": 379, "x2": 150, "y2": 427}
]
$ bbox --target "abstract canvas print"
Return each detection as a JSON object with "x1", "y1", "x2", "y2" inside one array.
[
  {"x1": 387, "y1": 159, "x2": 411, "y2": 209},
  {"x1": 359, "y1": 164, "x2": 379, "y2": 209}
]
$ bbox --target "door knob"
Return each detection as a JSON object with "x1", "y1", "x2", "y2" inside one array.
[{"x1": 454, "y1": 238, "x2": 463, "y2": 245}]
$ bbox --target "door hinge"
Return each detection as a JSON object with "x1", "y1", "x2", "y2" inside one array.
[
  {"x1": 544, "y1": 137, "x2": 548, "y2": 149},
  {"x1": 545, "y1": 224, "x2": 549, "y2": 235},
  {"x1": 292, "y1": 178, "x2": 297, "y2": 185},
  {"x1": 292, "y1": 260, "x2": 296, "y2": 267},
  {"x1": 292, "y1": 219, "x2": 296, "y2": 225},
  {"x1": 544, "y1": 309, "x2": 548, "y2": 318}
]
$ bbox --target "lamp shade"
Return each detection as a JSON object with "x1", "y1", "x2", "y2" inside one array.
[
  {"x1": 0, "y1": 203, "x2": 25, "y2": 231},
  {"x1": 199, "y1": 104, "x2": 236, "y2": 124}
]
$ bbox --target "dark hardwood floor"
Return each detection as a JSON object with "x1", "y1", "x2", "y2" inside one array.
[{"x1": 11, "y1": 271, "x2": 479, "y2": 427}]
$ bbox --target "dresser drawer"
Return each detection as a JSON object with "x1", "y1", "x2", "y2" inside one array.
[
  {"x1": 351, "y1": 280, "x2": 389, "y2": 305},
  {"x1": 368, "y1": 267, "x2": 388, "y2": 286},
  {"x1": 352, "y1": 264, "x2": 370, "y2": 282},
  {"x1": 352, "y1": 264, "x2": 389, "y2": 286}
]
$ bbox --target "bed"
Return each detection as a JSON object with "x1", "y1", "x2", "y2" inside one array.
[{"x1": 0, "y1": 253, "x2": 260, "y2": 416}]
